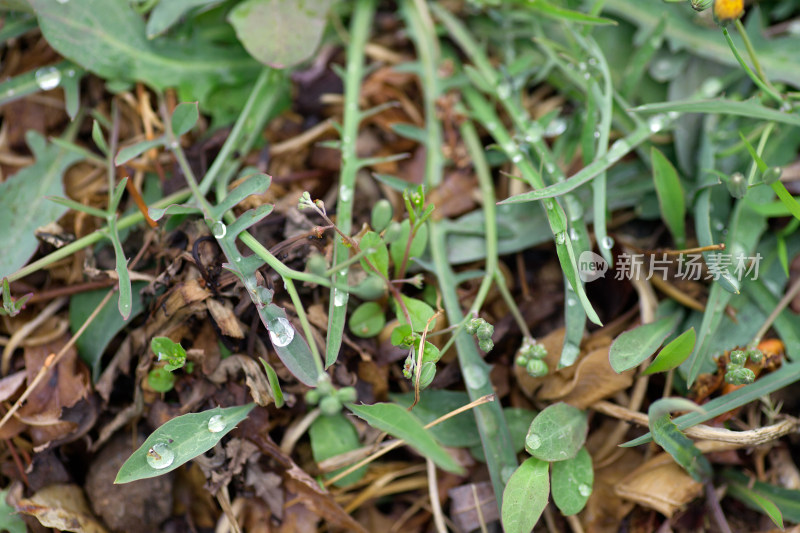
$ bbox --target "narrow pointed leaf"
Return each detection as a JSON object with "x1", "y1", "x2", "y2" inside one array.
[{"x1": 644, "y1": 327, "x2": 696, "y2": 375}]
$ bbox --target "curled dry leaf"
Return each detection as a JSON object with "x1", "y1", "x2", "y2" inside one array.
[
  {"x1": 206, "y1": 297, "x2": 245, "y2": 338},
  {"x1": 16, "y1": 484, "x2": 108, "y2": 533},
  {"x1": 207, "y1": 354, "x2": 274, "y2": 406},
  {"x1": 614, "y1": 452, "x2": 704, "y2": 517}
]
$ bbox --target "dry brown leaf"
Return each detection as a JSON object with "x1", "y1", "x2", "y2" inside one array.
[
  {"x1": 16, "y1": 484, "x2": 108, "y2": 533},
  {"x1": 206, "y1": 354, "x2": 273, "y2": 406},
  {"x1": 0, "y1": 370, "x2": 26, "y2": 402},
  {"x1": 582, "y1": 445, "x2": 641, "y2": 533},
  {"x1": 614, "y1": 453, "x2": 703, "y2": 517},
  {"x1": 207, "y1": 298, "x2": 245, "y2": 338},
  {"x1": 448, "y1": 482, "x2": 499, "y2": 533}
]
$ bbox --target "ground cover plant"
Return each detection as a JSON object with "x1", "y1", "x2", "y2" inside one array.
[{"x1": 0, "y1": 0, "x2": 800, "y2": 531}]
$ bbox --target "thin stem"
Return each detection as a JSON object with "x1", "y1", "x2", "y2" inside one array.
[
  {"x1": 722, "y1": 26, "x2": 785, "y2": 107},
  {"x1": 752, "y1": 274, "x2": 800, "y2": 347}
]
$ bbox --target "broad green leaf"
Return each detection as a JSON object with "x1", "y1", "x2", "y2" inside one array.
[
  {"x1": 648, "y1": 398, "x2": 710, "y2": 482},
  {"x1": 395, "y1": 295, "x2": 436, "y2": 333},
  {"x1": 28, "y1": 0, "x2": 260, "y2": 105},
  {"x1": 171, "y1": 101, "x2": 199, "y2": 136},
  {"x1": 359, "y1": 231, "x2": 388, "y2": 278},
  {"x1": 70, "y1": 285, "x2": 146, "y2": 381},
  {"x1": 525, "y1": 402, "x2": 587, "y2": 462},
  {"x1": 115, "y1": 137, "x2": 165, "y2": 165},
  {"x1": 651, "y1": 147, "x2": 686, "y2": 248},
  {"x1": 724, "y1": 469, "x2": 800, "y2": 524},
  {"x1": 145, "y1": 0, "x2": 223, "y2": 38},
  {"x1": 390, "y1": 390, "x2": 481, "y2": 448},
  {"x1": 115, "y1": 404, "x2": 255, "y2": 483},
  {"x1": 147, "y1": 368, "x2": 176, "y2": 393},
  {"x1": 551, "y1": 447, "x2": 593, "y2": 516},
  {"x1": 346, "y1": 402, "x2": 463, "y2": 474},
  {"x1": 309, "y1": 413, "x2": 366, "y2": 487},
  {"x1": 389, "y1": 219, "x2": 428, "y2": 275},
  {"x1": 228, "y1": 0, "x2": 335, "y2": 68},
  {"x1": 348, "y1": 302, "x2": 385, "y2": 338},
  {"x1": 644, "y1": 327, "x2": 696, "y2": 375},
  {"x1": 0, "y1": 131, "x2": 82, "y2": 278},
  {"x1": 609, "y1": 314, "x2": 680, "y2": 373},
  {"x1": 501, "y1": 457, "x2": 549, "y2": 533}
]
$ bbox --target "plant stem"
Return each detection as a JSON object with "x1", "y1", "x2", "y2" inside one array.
[{"x1": 722, "y1": 26, "x2": 785, "y2": 107}]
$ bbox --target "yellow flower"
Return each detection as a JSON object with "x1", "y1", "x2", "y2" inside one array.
[{"x1": 713, "y1": 0, "x2": 745, "y2": 24}]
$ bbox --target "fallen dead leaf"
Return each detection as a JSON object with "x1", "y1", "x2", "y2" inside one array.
[
  {"x1": 615, "y1": 452, "x2": 703, "y2": 517},
  {"x1": 16, "y1": 484, "x2": 108, "y2": 533}
]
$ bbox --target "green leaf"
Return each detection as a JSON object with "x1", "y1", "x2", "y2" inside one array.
[
  {"x1": 504, "y1": 407, "x2": 537, "y2": 454},
  {"x1": 525, "y1": 402, "x2": 588, "y2": 462},
  {"x1": 0, "y1": 60, "x2": 82, "y2": 109},
  {"x1": 359, "y1": 231, "x2": 389, "y2": 278},
  {"x1": 309, "y1": 413, "x2": 367, "y2": 487},
  {"x1": 0, "y1": 131, "x2": 82, "y2": 278},
  {"x1": 145, "y1": 0, "x2": 223, "y2": 38},
  {"x1": 108, "y1": 217, "x2": 132, "y2": 319},
  {"x1": 151, "y1": 337, "x2": 187, "y2": 372},
  {"x1": 28, "y1": 0, "x2": 260, "y2": 105},
  {"x1": 395, "y1": 295, "x2": 436, "y2": 333},
  {"x1": 259, "y1": 358, "x2": 285, "y2": 408},
  {"x1": 258, "y1": 303, "x2": 323, "y2": 387},
  {"x1": 115, "y1": 404, "x2": 255, "y2": 483},
  {"x1": 501, "y1": 457, "x2": 549, "y2": 533},
  {"x1": 770, "y1": 181, "x2": 800, "y2": 221},
  {"x1": 390, "y1": 389, "x2": 481, "y2": 448},
  {"x1": 723, "y1": 469, "x2": 800, "y2": 524},
  {"x1": 644, "y1": 327, "x2": 696, "y2": 375},
  {"x1": 389, "y1": 219, "x2": 428, "y2": 275},
  {"x1": 648, "y1": 398, "x2": 711, "y2": 482},
  {"x1": 609, "y1": 314, "x2": 680, "y2": 373},
  {"x1": 390, "y1": 324, "x2": 413, "y2": 347},
  {"x1": 228, "y1": 0, "x2": 335, "y2": 68},
  {"x1": 725, "y1": 474, "x2": 784, "y2": 529},
  {"x1": 115, "y1": 136, "x2": 165, "y2": 165},
  {"x1": 346, "y1": 402, "x2": 464, "y2": 474},
  {"x1": 551, "y1": 447, "x2": 593, "y2": 516},
  {"x1": 147, "y1": 368, "x2": 176, "y2": 393},
  {"x1": 171, "y1": 101, "x2": 199, "y2": 136},
  {"x1": 633, "y1": 98, "x2": 800, "y2": 127},
  {"x1": 69, "y1": 283, "x2": 146, "y2": 381},
  {"x1": 348, "y1": 302, "x2": 385, "y2": 338},
  {"x1": 651, "y1": 147, "x2": 686, "y2": 248}
]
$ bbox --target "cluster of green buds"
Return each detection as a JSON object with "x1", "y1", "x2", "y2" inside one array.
[
  {"x1": 515, "y1": 337, "x2": 548, "y2": 378},
  {"x1": 724, "y1": 348, "x2": 763, "y2": 385},
  {"x1": 305, "y1": 375, "x2": 357, "y2": 416},
  {"x1": 466, "y1": 317, "x2": 494, "y2": 352}
]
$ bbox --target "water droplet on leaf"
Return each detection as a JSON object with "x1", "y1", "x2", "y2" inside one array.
[
  {"x1": 648, "y1": 114, "x2": 668, "y2": 133},
  {"x1": 526, "y1": 433, "x2": 542, "y2": 450},
  {"x1": 35, "y1": 66, "x2": 61, "y2": 91},
  {"x1": 333, "y1": 288, "x2": 346, "y2": 307},
  {"x1": 212, "y1": 221, "x2": 226, "y2": 239},
  {"x1": 601, "y1": 236, "x2": 615, "y2": 250},
  {"x1": 555, "y1": 232, "x2": 566, "y2": 245},
  {"x1": 339, "y1": 185, "x2": 352, "y2": 202},
  {"x1": 146, "y1": 442, "x2": 175, "y2": 470},
  {"x1": 544, "y1": 118, "x2": 567, "y2": 138},
  {"x1": 207, "y1": 414, "x2": 226, "y2": 433},
  {"x1": 578, "y1": 483, "x2": 592, "y2": 497},
  {"x1": 267, "y1": 317, "x2": 294, "y2": 347}
]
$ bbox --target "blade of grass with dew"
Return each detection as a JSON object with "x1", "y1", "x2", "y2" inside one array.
[
  {"x1": 325, "y1": 0, "x2": 376, "y2": 368},
  {"x1": 430, "y1": 222, "x2": 517, "y2": 510},
  {"x1": 634, "y1": 99, "x2": 800, "y2": 127}
]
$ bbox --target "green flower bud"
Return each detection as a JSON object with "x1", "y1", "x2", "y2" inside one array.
[
  {"x1": 762, "y1": 166, "x2": 782, "y2": 185},
  {"x1": 526, "y1": 359, "x2": 549, "y2": 378},
  {"x1": 531, "y1": 344, "x2": 548, "y2": 360},
  {"x1": 336, "y1": 386, "x2": 357, "y2": 404},
  {"x1": 305, "y1": 389, "x2": 320, "y2": 405},
  {"x1": 403, "y1": 354, "x2": 415, "y2": 379},
  {"x1": 516, "y1": 355, "x2": 529, "y2": 367},
  {"x1": 477, "y1": 322, "x2": 494, "y2": 341},
  {"x1": 479, "y1": 338, "x2": 494, "y2": 352},
  {"x1": 466, "y1": 318, "x2": 483, "y2": 335},
  {"x1": 729, "y1": 349, "x2": 747, "y2": 367},
  {"x1": 319, "y1": 395, "x2": 342, "y2": 416},
  {"x1": 725, "y1": 367, "x2": 755, "y2": 385},
  {"x1": 746, "y1": 348, "x2": 764, "y2": 364},
  {"x1": 419, "y1": 362, "x2": 436, "y2": 389},
  {"x1": 691, "y1": 0, "x2": 713, "y2": 11},
  {"x1": 370, "y1": 199, "x2": 394, "y2": 232},
  {"x1": 726, "y1": 172, "x2": 748, "y2": 199}
]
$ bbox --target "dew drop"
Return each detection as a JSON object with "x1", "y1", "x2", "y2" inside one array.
[
  {"x1": 593, "y1": 130, "x2": 600, "y2": 139},
  {"x1": 545, "y1": 162, "x2": 557, "y2": 175},
  {"x1": 333, "y1": 288, "x2": 346, "y2": 307},
  {"x1": 486, "y1": 121, "x2": 498, "y2": 132},
  {"x1": 207, "y1": 414, "x2": 226, "y2": 433},
  {"x1": 339, "y1": 185, "x2": 352, "y2": 202},
  {"x1": 569, "y1": 228, "x2": 579, "y2": 241},
  {"x1": 544, "y1": 117, "x2": 567, "y2": 138},
  {"x1": 700, "y1": 77, "x2": 723, "y2": 98},
  {"x1": 555, "y1": 232, "x2": 566, "y2": 245},
  {"x1": 55, "y1": 0, "x2": 68, "y2": 4},
  {"x1": 526, "y1": 433, "x2": 542, "y2": 450},
  {"x1": 601, "y1": 236, "x2": 615, "y2": 250},
  {"x1": 212, "y1": 221, "x2": 226, "y2": 239},
  {"x1": 578, "y1": 483, "x2": 592, "y2": 497},
  {"x1": 566, "y1": 297, "x2": 577, "y2": 307},
  {"x1": 525, "y1": 122, "x2": 543, "y2": 142},
  {"x1": 462, "y1": 365, "x2": 487, "y2": 389},
  {"x1": 608, "y1": 139, "x2": 630, "y2": 160},
  {"x1": 35, "y1": 66, "x2": 61, "y2": 91},
  {"x1": 511, "y1": 154, "x2": 522, "y2": 164},
  {"x1": 647, "y1": 114, "x2": 668, "y2": 133},
  {"x1": 146, "y1": 442, "x2": 175, "y2": 470},
  {"x1": 496, "y1": 83, "x2": 511, "y2": 100},
  {"x1": 578, "y1": 62, "x2": 587, "y2": 71},
  {"x1": 267, "y1": 317, "x2": 295, "y2": 347}
]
